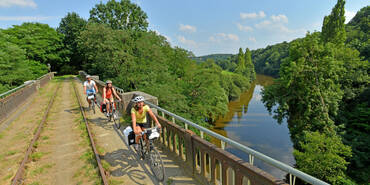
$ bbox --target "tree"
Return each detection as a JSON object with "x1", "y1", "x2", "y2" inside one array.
[
  {"x1": 2, "y1": 23, "x2": 66, "y2": 72},
  {"x1": 89, "y1": 0, "x2": 148, "y2": 31},
  {"x1": 235, "y1": 47, "x2": 247, "y2": 77},
  {"x1": 294, "y1": 131, "x2": 352, "y2": 184},
  {"x1": 321, "y1": 0, "x2": 346, "y2": 44},
  {"x1": 0, "y1": 32, "x2": 47, "y2": 93},
  {"x1": 57, "y1": 12, "x2": 87, "y2": 73},
  {"x1": 245, "y1": 48, "x2": 256, "y2": 81}
]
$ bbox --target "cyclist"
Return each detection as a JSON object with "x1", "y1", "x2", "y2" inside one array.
[
  {"x1": 131, "y1": 95, "x2": 161, "y2": 150},
  {"x1": 103, "y1": 80, "x2": 121, "y2": 116},
  {"x1": 83, "y1": 75, "x2": 98, "y2": 106}
]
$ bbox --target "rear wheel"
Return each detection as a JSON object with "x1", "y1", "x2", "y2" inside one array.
[{"x1": 149, "y1": 147, "x2": 165, "y2": 181}]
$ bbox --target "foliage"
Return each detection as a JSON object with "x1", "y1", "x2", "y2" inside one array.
[
  {"x1": 0, "y1": 32, "x2": 47, "y2": 94},
  {"x1": 346, "y1": 6, "x2": 369, "y2": 61},
  {"x1": 321, "y1": 0, "x2": 346, "y2": 44},
  {"x1": 245, "y1": 48, "x2": 256, "y2": 80},
  {"x1": 89, "y1": 0, "x2": 148, "y2": 31},
  {"x1": 262, "y1": 33, "x2": 343, "y2": 141},
  {"x1": 57, "y1": 12, "x2": 87, "y2": 74},
  {"x1": 293, "y1": 131, "x2": 352, "y2": 184},
  {"x1": 1, "y1": 23, "x2": 67, "y2": 72},
  {"x1": 262, "y1": 1, "x2": 369, "y2": 183},
  {"x1": 77, "y1": 24, "x2": 251, "y2": 126},
  {"x1": 251, "y1": 41, "x2": 290, "y2": 77}
]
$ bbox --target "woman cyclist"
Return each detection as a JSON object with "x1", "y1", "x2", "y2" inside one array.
[
  {"x1": 103, "y1": 80, "x2": 121, "y2": 116},
  {"x1": 131, "y1": 96, "x2": 161, "y2": 149}
]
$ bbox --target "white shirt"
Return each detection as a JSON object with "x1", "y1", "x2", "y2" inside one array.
[{"x1": 84, "y1": 80, "x2": 96, "y2": 90}]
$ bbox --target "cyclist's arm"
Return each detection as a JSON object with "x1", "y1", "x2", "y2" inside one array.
[
  {"x1": 112, "y1": 88, "x2": 121, "y2": 101},
  {"x1": 131, "y1": 113, "x2": 139, "y2": 133},
  {"x1": 93, "y1": 82, "x2": 98, "y2": 94},
  {"x1": 102, "y1": 87, "x2": 106, "y2": 101},
  {"x1": 83, "y1": 85, "x2": 87, "y2": 95},
  {"x1": 148, "y1": 108, "x2": 161, "y2": 128}
]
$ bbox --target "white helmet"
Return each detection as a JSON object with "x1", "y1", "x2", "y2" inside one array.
[
  {"x1": 132, "y1": 96, "x2": 145, "y2": 103},
  {"x1": 86, "y1": 75, "x2": 91, "y2": 79}
]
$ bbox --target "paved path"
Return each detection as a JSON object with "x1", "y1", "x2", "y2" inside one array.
[{"x1": 75, "y1": 78, "x2": 198, "y2": 185}]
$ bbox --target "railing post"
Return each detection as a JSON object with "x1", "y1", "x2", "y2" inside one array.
[
  {"x1": 200, "y1": 131, "x2": 204, "y2": 139},
  {"x1": 221, "y1": 141, "x2": 225, "y2": 150}
]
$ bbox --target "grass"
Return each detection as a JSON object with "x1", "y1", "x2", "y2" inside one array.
[
  {"x1": 166, "y1": 177, "x2": 174, "y2": 185},
  {"x1": 28, "y1": 182, "x2": 41, "y2": 185},
  {"x1": 2, "y1": 173, "x2": 13, "y2": 181},
  {"x1": 71, "y1": 82, "x2": 102, "y2": 184},
  {"x1": 30, "y1": 163, "x2": 54, "y2": 176},
  {"x1": 0, "y1": 133, "x2": 4, "y2": 139},
  {"x1": 30, "y1": 152, "x2": 45, "y2": 161},
  {"x1": 41, "y1": 136, "x2": 49, "y2": 140},
  {"x1": 109, "y1": 179, "x2": 124, "y2": 185}
]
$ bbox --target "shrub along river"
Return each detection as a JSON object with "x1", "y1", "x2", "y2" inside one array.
[{"x1": 211, "y1": 74, "x2": 295, "y2": 179}]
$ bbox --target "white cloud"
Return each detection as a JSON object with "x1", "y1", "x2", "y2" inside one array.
[
  {"x1": 0, "y1": 0, "x2": 36, "y2": 8},
  {"x1": 0, "y1": 16, "x2": 52, "y2": 21},
  {"x1": 179, "y1": 24, "x2": 196, "y2": 33},
  {"x1": 345, "y1": 9, "x2": 356, "y2": 24},
  {"x1": 177, "y1": 35, "x2": 197, "y2": 47},
  {"x1": 209, "y1": 33, "x2": 239, "y2": 43},
  {"x1": 240, "y1": 11, "x2": 265, "y2": 19},
  {"x1": 237, "y1": 23, "x2": 253, "y2": 32},
  {"x1": 271, "y1": 14, "x2": 288, "y2": 23},
  {"x1": 248, "y1": 37, "x2": 256, "y2": 43}
]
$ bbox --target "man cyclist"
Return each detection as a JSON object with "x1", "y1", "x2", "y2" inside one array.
[
  {"x1": 131, "y1": 95, "x2": 161, "y2": 150},
  {"x1": 103, "y1": 80, "x2": 121, "y2": 116},
  {"x1": 83, "y1": 75, "x2": 98, "y2": 107}
]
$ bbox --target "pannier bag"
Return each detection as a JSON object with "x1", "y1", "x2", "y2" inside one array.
[
  {"x1": 100, "y1": 103, "x2": 107, "y2": 113},
  {"x1": 123, "y1": 126, "x2": 136, "y2": 145}
]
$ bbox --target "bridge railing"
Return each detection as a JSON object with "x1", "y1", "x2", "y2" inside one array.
[
  {"x1": 146, "y1": 102, "x2": 330, "y2": 185},
  {"x1": 0, "y1": 72, "x2": 55, "y2": 123},
  {"x1": 78, "y1": 71, "x2": 329, "y2": 185}
]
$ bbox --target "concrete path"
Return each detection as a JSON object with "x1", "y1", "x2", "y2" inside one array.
[{"x1": 75, "y1": 78, "x2": 198, "y2": 185}]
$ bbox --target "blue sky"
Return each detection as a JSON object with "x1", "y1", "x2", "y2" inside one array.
[{"x1": 0, "y1": 0, "x2": 368, "y2": 56}]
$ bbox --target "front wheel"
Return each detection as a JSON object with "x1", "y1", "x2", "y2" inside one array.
[
  {"x1": 113, "y1": 111, "x2": 120, "y2": 129},
  {"x1": 149, "y1": 147, "x2": 165, "y2": 182},
  {"x1": 92, "y1": 101, "x2": 96, "y2": 114}
]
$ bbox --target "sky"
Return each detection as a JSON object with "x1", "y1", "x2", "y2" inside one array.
[{"x1": 0, "y1": 0, "x2": 368, "y2": 56}]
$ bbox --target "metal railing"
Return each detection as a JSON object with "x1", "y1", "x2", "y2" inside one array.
[
  {"x1": 145, "y1": 101, "x2": 329, "y2": 185},
  {"x1": 0, "y1": 81, "x2": 34, "y2": 99}
]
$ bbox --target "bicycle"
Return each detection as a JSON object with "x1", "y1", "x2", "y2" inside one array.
[
  {"x1": 87, "y1": 92, "x2": 96, "y2": 114},
  {"x1": 135, "y1": 126, "x2": 165, "y2": 182},
  {"x1": 106, "y1": 101, "x2": 120, "y2": 129}
]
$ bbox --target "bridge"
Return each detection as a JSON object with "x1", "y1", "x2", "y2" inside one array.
[{"x1": 0, "y1": 72, "x2": 329, "y2": 185}]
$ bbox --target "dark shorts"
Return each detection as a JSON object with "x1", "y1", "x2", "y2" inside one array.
[{"x1": 137, "y1": 123, "x2": 150, "y2": 128}]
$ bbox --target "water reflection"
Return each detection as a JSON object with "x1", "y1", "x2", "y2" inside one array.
[{"x1": 211, "y1": 74, "x2": 295, "y2": 179}]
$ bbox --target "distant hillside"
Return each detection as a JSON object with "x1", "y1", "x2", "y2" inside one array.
[{"x1": 192, "y1": 54, "x2": 234, "y2": 63}]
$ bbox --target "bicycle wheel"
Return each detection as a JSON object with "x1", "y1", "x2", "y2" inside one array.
[
  {"x1": 149, "y1": 147, "x2": 165, "y2": 181},
  {"x1": 92, "y1": 101, "x2": 96, "y2": 114},
  {"x1": 113, "y1": 110, "x2": 120, "y2": 129}
]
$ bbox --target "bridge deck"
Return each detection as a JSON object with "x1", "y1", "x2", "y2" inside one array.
[
  {"x1": 74, "y1": 78, "x2": 198, "y2": 185},
  {"x1": 0, "y1": 78, "x2": 198, "y2": 185}
]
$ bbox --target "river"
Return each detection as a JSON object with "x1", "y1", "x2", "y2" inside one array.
[{"x1": 211, "y1": 74, "x2": 295, "y2": 179}]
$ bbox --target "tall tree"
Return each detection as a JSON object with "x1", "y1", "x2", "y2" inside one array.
[
  {"x1": 245, "y1": 48, "x2": 256, "y2": 81},
  {"x1": 57, "y1": 12, "x2": 87, "y2": 73},
  {"x1": 321, "y1": 0, "x2": 346, "y2": 44},
  {"x1": 235, "y1": 47, "x2": 246, "y2": 75},
  {"x1": 89, "y1": 0, "x2": 148, "y2": 31}
]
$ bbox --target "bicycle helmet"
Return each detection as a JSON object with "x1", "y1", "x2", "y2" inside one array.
[
  {"x1": 86, "y1": 75, "x2": 91, "y2": 79},
  {"x1": 132, "y1": 96, "x2": 145, "y2": 103},
  {"x1": 106, "y1": 80, "x2": 112, "y2": 84}
]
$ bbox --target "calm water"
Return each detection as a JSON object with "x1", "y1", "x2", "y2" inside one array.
[{"x1": 211, "y1": 74, "x2": 295, "y2": 179}]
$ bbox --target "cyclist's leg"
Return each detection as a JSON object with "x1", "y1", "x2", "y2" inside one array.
[{"x1": 134, "y1": 125, "x2": 143, "y2": 144}]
